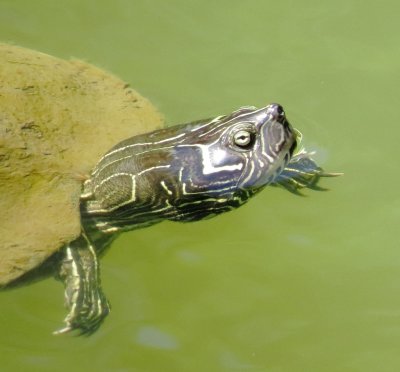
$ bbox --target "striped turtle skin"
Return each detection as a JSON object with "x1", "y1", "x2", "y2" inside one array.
[
  {"x1": 81, "y1": 103, "x2": 296, "y2": 235},
  {"x1": 55, "y1": 103, "x2": 332, "y2": 335}
]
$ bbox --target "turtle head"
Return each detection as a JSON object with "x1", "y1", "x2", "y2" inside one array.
[
  {"x1": 170, "y1": 103, "x2": 298, "y2": 192},
  {"x1": 210, "y1": 103, "x2": 297, "y2": 190},
  {"x1": 161, "y1": 103, "x2": 298, "y2": 220},
  {"x1": 83, "y1": 103, "x2": 298, "y2": 228}
]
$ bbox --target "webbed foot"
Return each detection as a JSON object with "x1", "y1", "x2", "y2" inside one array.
[
  {"x1": 273, "y1": 150, "x2": 342, "y2": 195},
  {"x1": 54, "y1": 233, "x2": 110, "y2": 335}
]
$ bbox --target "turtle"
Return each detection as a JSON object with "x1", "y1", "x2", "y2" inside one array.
[
  {"x1": 0, "y1": 46, "x2": 339, "y2": 336},
  {"x1": 50, "y1": 103, "x2": 338, "y2": 335}
]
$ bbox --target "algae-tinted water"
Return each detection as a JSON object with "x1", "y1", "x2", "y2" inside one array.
[{"x1": 1, "y1": 1, "x2": 399, "y2": 371}]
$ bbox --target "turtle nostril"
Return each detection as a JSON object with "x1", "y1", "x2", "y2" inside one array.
[
  {"x1": 276, "y1": 104, "x2": 285, "y2": 117},
  {"x1": 269, "y1": 103, "x2": 286, "y2": 123}
]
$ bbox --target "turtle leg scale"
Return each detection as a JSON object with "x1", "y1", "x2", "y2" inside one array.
[{"x1": 54, "y1": 232, "x2": 110, "y2": 335}]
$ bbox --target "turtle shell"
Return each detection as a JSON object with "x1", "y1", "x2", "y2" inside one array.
[{"x1": 0, "y1": 44, "x2": 163, "y2": 286}]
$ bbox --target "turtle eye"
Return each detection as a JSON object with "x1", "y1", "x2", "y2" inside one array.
[{"x1": 233, "y1": 130, "x2": 254, "y2": 148}]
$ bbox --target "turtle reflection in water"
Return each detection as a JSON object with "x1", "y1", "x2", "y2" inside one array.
[{"x1": 20, "y1": 103, "x2": 339, "y2": 334}]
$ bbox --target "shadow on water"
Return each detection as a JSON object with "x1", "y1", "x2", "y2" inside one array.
[{"x1": 1, "y1": 251, "x2": 62, "y2": 291}]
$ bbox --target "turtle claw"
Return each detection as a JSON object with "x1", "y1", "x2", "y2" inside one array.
[
  {"x1": 54, "y1": 313, "x2": 109, "y2": 336},
  {"x1": 54, "y1": 288, "x2": 111, "y2": 336},
  {"x1": 55, "y1": 233, "x2": 111, "y2": 335},
  {"x1": 53, "y1": 324, "x2": 73, "y2": 336}
]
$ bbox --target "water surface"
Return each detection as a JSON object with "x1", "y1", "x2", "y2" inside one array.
[{"x1": 1, "y1": 1, "x2": 399, "y2": 371}]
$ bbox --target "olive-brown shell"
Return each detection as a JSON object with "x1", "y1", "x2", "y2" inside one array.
[{"x1": 0, "y1": 44, "x2": 163, "y2": 286}]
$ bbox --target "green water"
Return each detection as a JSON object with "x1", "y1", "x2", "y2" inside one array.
[{"x1": 1, "y1": 1, "x2": 399, "y2": 371}]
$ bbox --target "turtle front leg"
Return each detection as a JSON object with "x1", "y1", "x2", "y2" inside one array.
[
  {"x1": 54, "y1": 232, "x2": 110, "y2": 335},
  {"x1": 272, "y1": 152, "x2": 342, "y2": 195}
]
